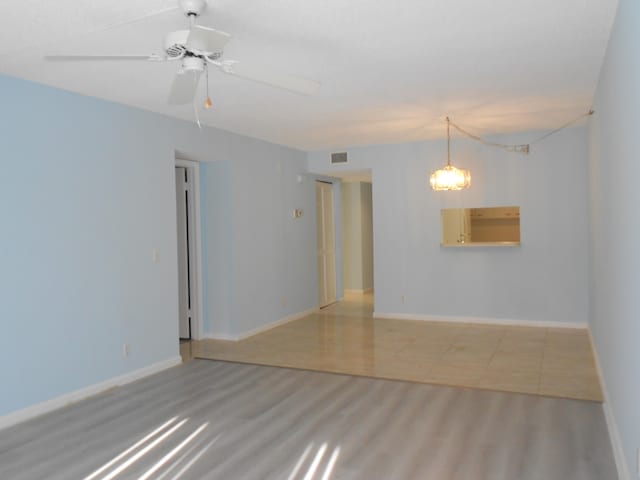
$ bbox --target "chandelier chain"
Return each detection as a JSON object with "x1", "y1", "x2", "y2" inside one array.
[
  {"x1": 448, "y1": 109, "x2": 594, "y2": 155},
  {"x1": 446, "y1": 116, "x2": 451, "y2": 166},
  {"x1": 528, "y1": 109, "x2": 594, "y2": 145}
]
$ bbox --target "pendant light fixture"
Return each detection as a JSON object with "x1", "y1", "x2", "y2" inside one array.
[{"x1": 429, "y1": 117, "x2": 471, "y2": 191}]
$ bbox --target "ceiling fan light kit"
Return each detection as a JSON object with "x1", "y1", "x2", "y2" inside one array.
[{"x1": 45, "y1": 0, "x2": 320, "y2": 113}]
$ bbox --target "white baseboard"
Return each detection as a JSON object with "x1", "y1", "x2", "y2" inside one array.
[
  {"x1": 372, "y1": 312, "x2": 588, "y2": 329},
  {"x1": 588, "y1": 330, "x2": 630, "y2": 480},
  {"x1": 205, "y1": 307, "x2": 318, "y2": 341},
  {"x1": 344, "y1": 288, "x2": 374, "y2": 294},
  {"x1": 203, "y1": 332, "x2": 238, "y2": 341},
  {"x1": 0, "y1": 356, "x2": 182, "y2": 432}
]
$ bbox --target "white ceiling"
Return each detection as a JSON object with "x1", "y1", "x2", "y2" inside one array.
[{"x1": 0, "y1": 0, "x2": 618, "y2": 151}]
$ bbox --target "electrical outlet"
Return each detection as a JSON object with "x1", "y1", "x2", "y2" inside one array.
[
  {"x1": 401, "y1": 295, "x2": 406, "y2": 303},
  {"x1": 123, "y1": 343, "x2": 130, "y2": 358}
]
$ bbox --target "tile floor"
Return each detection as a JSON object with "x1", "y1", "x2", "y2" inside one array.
[{"x1": 188, "y1": 292, "x2": 603, "y2": 401}]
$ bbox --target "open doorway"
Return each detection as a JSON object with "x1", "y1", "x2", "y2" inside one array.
[
  {"x1": 313, "y1": 169, "x2": 374, "y2": 314},
  {"x1": 174, "y1": 159, "x2": 203, "y2": 347},
  {"x1": 341, "y1": 179, "x2": 374, "y2": 296}
]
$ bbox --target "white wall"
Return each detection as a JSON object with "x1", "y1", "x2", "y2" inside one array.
[
  {"x1": 308, "y1": 127, "x2": 589, "y2": 324},
  {"x1": 588, "y1": 0, "x2": 639, "y2": 476},
  {"x1": 0, "y1": 74, "x2": 318, "y2": 417},
  {"x1": 342, "y1": 183, "x2": 364, "y2": 290}
]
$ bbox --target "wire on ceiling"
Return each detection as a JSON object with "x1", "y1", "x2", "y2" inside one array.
[{"x1": 448, "y1": 109, "x2": 595, "y2": 154}]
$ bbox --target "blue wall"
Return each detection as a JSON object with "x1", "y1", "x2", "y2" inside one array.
[
  {"x1": 588, "y1": 0, "x2": 639, "y2": 475},
  {"x1": 308, "y1": 127, "x2": 590, "y2": 325},
  {"x1": 226, "y1": 141, "x2": 316, "y2": 337},
  {"x1": 0, "y1": 74, "x2": 317, "y2": 416}
]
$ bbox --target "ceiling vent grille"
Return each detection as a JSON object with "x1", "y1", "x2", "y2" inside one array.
[{"x1": 331, "y1": 152, "x2": 348, "y2": 164}]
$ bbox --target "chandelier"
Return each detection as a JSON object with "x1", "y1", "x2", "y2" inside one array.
[{"x1": 429, "y1": 117, "x2": 471, "y2": 191}]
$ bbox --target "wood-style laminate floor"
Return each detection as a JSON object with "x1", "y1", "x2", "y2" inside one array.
[
  {"x1": 191, "y1": 293, "x2": 603, "y2": 401},
  {"x1": 0, "y1": 360, "x2": 616, "y2": 480}
]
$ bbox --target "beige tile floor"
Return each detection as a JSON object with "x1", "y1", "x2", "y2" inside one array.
[{"x1": 188, "y1": 292, "x2": 603, "y2": 401}]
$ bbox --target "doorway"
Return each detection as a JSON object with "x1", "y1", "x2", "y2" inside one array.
[
  {"x1": 316, "y1": 181, "x2": 337, "y2": 308},
  {"x1": 340, "y1": 180, "x2": 374, "y2": 297},
  {"x1": 174, "y1": 160, "x2": 203, "y2": 342}
]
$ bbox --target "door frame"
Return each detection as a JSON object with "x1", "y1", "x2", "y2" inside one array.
[
  {"x1": 175, "y1": 158, "x2": 204, "y2": 340},
  {"x1": 316, "y1": 180, "x2": 338, "y2": 308}
]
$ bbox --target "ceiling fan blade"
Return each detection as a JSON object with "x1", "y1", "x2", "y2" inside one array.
[
  {"x1": 168, "y1": 71, "x2": 201, "y2": 105},
  {"x1": 45, "y1": 54, "x2": 164, "y2": 61},
  {"x1": 186, "y1": 25, "x2": 231, "y2": 53},
  {"x1": 217, "y1": 61, "x2": 320, "y2": 96}
]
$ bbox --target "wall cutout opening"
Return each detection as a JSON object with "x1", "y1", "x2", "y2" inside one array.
[{"x1": 441, "y1": 206, "x2": 520, "y2": 246}]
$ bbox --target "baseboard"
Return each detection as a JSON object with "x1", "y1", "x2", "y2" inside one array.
[
  {"x1": 203, "y1": 332, "x2": 238, "y2": 341},
  {"x1": 344, "y1": 288, "x2": 374, "y2": 294},
  {"x1": 205, "y1": 307, "x2": 318, "y2": 341},
  {"x1": 372, "y1": 312, "x2": 588, "y2": 329},
  {"x1": 0, "y1": 356, "x2": 182, "y2": 432},
  {"x1": 588, "y1": 330, "x2": 630, "y2": 480}
]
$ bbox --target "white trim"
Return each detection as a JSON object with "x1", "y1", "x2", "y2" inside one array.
[
  {"x1": 588, "y1": 330, "x2": 630, "y2": 480},
  {"x1": 344, "y1": 289, "x2": 364, "y2": 294},
  {"x1": 175, "y1": 158, "x2": 204, "y2": 340},
  {"x1": 203, "y1": 332, "x2": 238, "y2": 341},
  {"x1": 0, "y1": 356, "x2": 182, "y2": 432},
  {"x1": 344, "y1": 288, "x2": 374, "y2": 294},
  {"x1": 205, "y1": 307, "x2": 319, "y2": 341},
  {"x1": 372, "y1": 312, "x2": 588, "y2": 329}
]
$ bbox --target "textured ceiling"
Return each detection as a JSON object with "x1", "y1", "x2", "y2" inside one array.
[{"x1": 0, "y1": 0, "x2": 618, "y2": 150}]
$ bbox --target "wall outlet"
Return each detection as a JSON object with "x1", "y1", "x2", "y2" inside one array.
[
  {"x1": 401, "y1": 295, "x2": 406, "y2": 304},
  {"x1": 151, "y1": 248, "x2": 159, "y2": 263},
  {"x1": 123, "y1": 343, "x2": 131, "y2": 358}
]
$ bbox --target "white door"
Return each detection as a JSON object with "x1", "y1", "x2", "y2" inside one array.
[
  {"x1": 316, "y1": 181, "x2": 337, "y2": 307},
  {"x1": 175, "y1": 167, "x2": 191, "y2": 339}
]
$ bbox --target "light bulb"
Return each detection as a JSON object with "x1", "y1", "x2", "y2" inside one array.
[{"x1": 204, "y1": 97, "x2": 212, "y2": 109}]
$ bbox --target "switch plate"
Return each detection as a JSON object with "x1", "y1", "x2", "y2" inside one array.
[
  {"x1": 123, "y1": 343, "x2": 130, "y2": 357},
  {"x1": 152, "y1": 248, "x2": 159, "y2": 263}
]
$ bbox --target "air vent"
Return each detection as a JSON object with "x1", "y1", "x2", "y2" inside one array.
[{"x1": 331, "y1": 152, "x2": 348, "y2": 164}]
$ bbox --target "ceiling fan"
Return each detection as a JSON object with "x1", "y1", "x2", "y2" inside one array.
[{"x1": 45, "y1": 0, "x2": 321, "y2": 108}]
